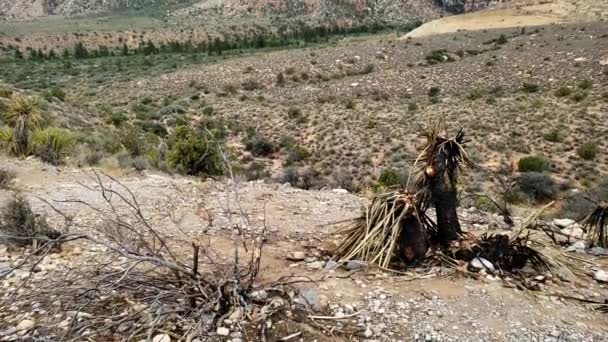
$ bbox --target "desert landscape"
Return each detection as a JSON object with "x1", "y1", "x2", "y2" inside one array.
[{"x1": 0, "y1": 0, "x2": 608, "y2": 341}]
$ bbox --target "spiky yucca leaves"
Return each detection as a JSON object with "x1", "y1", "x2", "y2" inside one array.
[
  {"x1": 582, "y1": 202, "x2": 608, "y2": 248},
  {"x1": 334, "y1": 190, "x2": 432, "y2": 267},
  {"x1": 0, "y1": 127, "x2": 16, "y2": 154},
  {"x1": 30, "y1": 127, "x2": 75, "y2": 165},
  {"x1": 415, "y1": 126, "x2": 474, "y2": 244},
  {"x1": 2, "y1": 97, "x2": 42, "y2": 156}
]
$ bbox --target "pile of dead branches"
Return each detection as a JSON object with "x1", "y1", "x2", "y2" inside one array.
[{"x1": 0, "y1": 172, "x2": 332, "y2": 341}]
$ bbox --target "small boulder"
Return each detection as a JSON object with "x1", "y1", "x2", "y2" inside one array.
[
  {"x1": 323, "y1": 260, "x2": 338, "y2": 271},
  {"x1": 589, "y1": 247, "x2": 608, "y2": 256},
  {"x1": 152, "y1": 334, "x2": 171, "y2": 342},
  {"x1": 345, "y1": 260, "x2": 366, "y2": 271},
  {"x1": 249, "y1": 290, "x2": 268, "y2": 301},
  {"x1": 565, "y1": 240, "x2": 587, "y2": 252},
  {"x1": 216, "y1": 327, "x2": 230, "y2": 336},
  {"x1": 594, "y1": 270, "x2": 608, "y2": 283},
  {"x1": 553, "y1": 218, "x2": 576, "y2": 228},
  {"x1": 15, "y1": 320, "x2": 35, "y2": 332},
  {"x1": 286, "y1": 251, "x2": 306, "y2": 261}
]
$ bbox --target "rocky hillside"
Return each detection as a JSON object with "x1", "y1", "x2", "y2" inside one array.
[{"x1": 0, "y1": 0, "x2": 495, "y2": 22}]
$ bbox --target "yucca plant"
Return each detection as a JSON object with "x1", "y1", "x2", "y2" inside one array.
[
  {"x1": 334, "y1": 190, "x2": 433, "y2": 266},
  {"x1": 415, "y1": 125, "x2": 474, "y2": 244},
  {"x1": 2, "y1": 97, "x2": 42, "y2": 156},
  {"x1": 582, "y1": 201, "x2": 608, "y2": 248},
  {"x1": 31, "y1": 127, "x2": 75, "y2": 165},
  {"x1": 0, "y1": 127, "x2": 16, "y2": 154}
]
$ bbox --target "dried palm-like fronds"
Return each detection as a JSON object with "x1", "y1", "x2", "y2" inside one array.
[
  {"x1": 334, "y1": 190, "x2": 431, "y2": 268},
  {"x1": 582, "y1": 201, "x2": 608, "y2": 248}
]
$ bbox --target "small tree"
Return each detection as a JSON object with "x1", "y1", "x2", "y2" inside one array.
[{"x1": 167, "y1": 125, "x2": 224, "y2": 176}]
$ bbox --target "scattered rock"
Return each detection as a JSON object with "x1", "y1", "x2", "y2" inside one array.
[
  {"x1": 345, "y1": 260, "x2": 366, "y2": 271},
  {"x1": 566, "y1": 240, "x2": 586, "y2": 252},
  {"x1": 594, "y1": 270, "x2": 608, "y2": 283},
  {"x1": 363, "y1": 327, "x2": 373, "y2": 338},
  {"x1": 286, "y1": 251, "x2": 306, "y2": 261},
  {"x1": 323, "y1": 260, "x2": 338, "y2": 271},
  {"x1": 469, "y1": 257, "x2": 495, "y2": 272},
  {"x1": 152, "y1": 334, "x2": 171, "y2": 342},
  {"x1": 249, "y1": 290, "x2": 268, "y2": 301},
  {"x1": 332, "y1": 188, "x2": 349, "y2": 194},
  {"x1": 589, "y1": 247, "x2": 608, "y2": 256},
  {"x1": 553, "y1": 218, "x2": 576, "y2": 228},
  {"x1": 15, "y1": 320, "x2": 34, "y2": 333},
  {"x1": 216, "y1": 327, "x2": 230, "y2": 336},
  {"x1": 306, "y1": 261, "x2": 325, "y2": 270}
]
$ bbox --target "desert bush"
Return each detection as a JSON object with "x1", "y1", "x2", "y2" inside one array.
[
  {"x1": 517, "y1": 172, "x2": 558, "y2": 203},
  {"x1": 0, "y1": 195, "x2": 60, "y2": 247},
  {"x1": 562, "y1": 180, "x2": 608, "y2": 219},
  {"x1": 428, "y1": 86, "x2": 441, "y2": 97},
  {"x1": 543, "y1": 129, "x2": 563, "y2": 142},
  {"x1": 30, "y1": 127, "x2": 75, "y2": 165},
  {"x1": 138, "y1": 120, "x2": 168, "y2": 137},
  {"x1": 241, "y1": 79, "x2": 261, "y2": 91},
  {"x1": 107, "y1": 111, "x2": 128, "y2": 127},
  {"x1": 518, "y1": 155, "x2": 550, "y2": 173},
  {"x1": 332, "y1": 170, "x2": 359, "y2": 193},
  {"x1": 243, "y1": 161, "x2": 268, "y2": 181},
  {"x1": 408, "y1": 102, "x2": 418, "y2": 111},
  {"x1": 521, "y1": 83, "x2": 540, "y2": 93},
  {"x1": 576, "y1": 141, "x2": 599, "y2": 160},
  {"x1": 202, "y1": 106, "x2": 214, "y2": 115},
  {"x1": 281, "y1": 167, "x2": 298, "y2": 186},
  {"x1": 496, "y1": 34, "x2": 508, "y2": 45},
  {"x1": 378, "y1": 167, "x2": 401, "y2": 187},
  {"x1": 167, "y1": 125, "x2": 224, "y2": 176},
  {"x1": 554, "y1": 86, "x2": 572, "y2": 97},
  {"x1": 345, "y1": 98, "x2": 356, "y2": 110},
  {"x1": 276, "y1": 72, "x2": 286, "y2": 86},
  {"x1": 0, "y1": 168, "x2": 16, "y2": 189},
  {"x1": 578, "y1": 79, "x2": 593, "y2": 90},
  {"x1": 425, "y1": 49, "x2": 451, "y2": 64},
  {"x1": 83, "y1": 149, "x2": 104, "y2": 166},
  {"x1": 42, "y1": 87, "x2": 66, "y2": 102},
  {"x1": 244, "y1": 136, "x2": 275, "y2": 157},
  {"x1": 0, "y1": 87, "x2": 12, "y2": 98},
  {"x1": 2, "y1": 97, "x2": 42, "y2": 156},
  {"x1": 572, "y1": 92, "x2": 588, "y2": 102},
  {"x1": 286, "y1": 145, "x2": 309, "y2": 165}
]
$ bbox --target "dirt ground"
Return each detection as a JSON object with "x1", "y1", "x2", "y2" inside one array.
[{"x1": 1, "y1": 158, "x2": 608, "y2": 341}]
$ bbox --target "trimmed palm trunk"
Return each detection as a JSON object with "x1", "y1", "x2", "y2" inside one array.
[{"x1": 428, "y1": 147, "x2": 462, "y2": 244}]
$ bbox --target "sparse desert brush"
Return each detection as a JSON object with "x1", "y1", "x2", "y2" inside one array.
[
  {"x1": 42, "y1": 87, "x2": 66, "y2": 102},
  {"x1": 518, "y1": 155, "x2": 551, "y2": 173},
  {"x1": 577, "y1": 141, "x2": 599, "y2": 160},
  {"x1": 428, "y1": 86, "x2": 441, "y2": 97},
  {"x1": 377, "y1": 167, "x2": 401, "y2": 187},
  {"x1": 578, "y1": 79, "x2": 593, "y2": 90},
  {"x1": 572, "y1": 91, "x2": 588, "y2": 102},
  {"x1": 0, "y1": 86, "x2": 12, "y2": 98},
  {"x1": 554, "y1": 86, "x2": 572, "y2": 97},
  {"x1": 286, "y1": 145, "x2": 310, "y2": 165},
  {"x1": 543, "y1": 129, "x2": 563, "y2": 142},
  {"x1": 0, "y1": 195, "x2": 60, "y2": 247},
  {"x1": 244, "y1": 135, "x2": 275, "y2": 157},
  {"x1": 202, "y1": 106, "x2": 214, "y2": 115},
  {"x1": 31, "y1": 127, "x2": 75, "y2": 165},
  {"x1": 425, "y1": 49, "x2": 451, "y2": 64},
  {"x1": 287, "y1": 107, "x2": 307, "y2": 123},
  {"x1": 0, "y1": 167, "x2": 16, "y2": 189},
  {"x1": 242, "y1": 161, "x2": 268, "y2": 181},
  {"x1": 517, "y1": 172, "x2": 558, "y2": 203},
  {"x1": 522, "y1": 82, "x2": 540, "y2": 93},
  {"x1": 345, "y1": 98, "x2": 356, "y2": 110},
  {"x1": 241, "y1": 78, "x2": 261, "y2": 91}
]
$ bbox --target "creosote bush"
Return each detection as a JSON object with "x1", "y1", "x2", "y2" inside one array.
[
  {"x1": 518, "y1": 155, "x2": 550, "y2": 173},
  {"x1": 377, "y1": 167, "x2": 401, "y2": 187},
  {"x1": 517, "y1": 172, "x2": 558, "y2": 203},
  {"x1": 577, "y1": 141, "x2": 599, "y2": 160},
  {"x1": 0, "y1": 168, "x2": 16, "y2": 189},
  {"x1": 0, "y1": 195, "x2": 60, "y2": 246},
  {"x1": 167, "y1": 125, "x2": 224, "y2": 176},
  {"x1": 244, "y1": 136, "x2": 275, "y2": 157}
]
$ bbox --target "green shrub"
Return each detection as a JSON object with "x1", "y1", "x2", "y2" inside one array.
[
  {"x1": 572, "y1": 92, "x2": 588, "y2": 102},
  {"x1": 576, "y1": 141, "x2": 599, "y2": 160},
  {"x1": 543, "y1": 129, "x2": 563, "y2": 142},
  {"x1": 30, "y1": 127, "x2": 75, "y2": 165},
  {"x1": 167, "y1": 125, "x2": 224, "y2": 176},
  {"x1": 202, "y1": 106, "x2": 214, "y2": 115},
  {"x1": 244, "y1": 136, "x2": 275, "y2": 157},
  {"x1": 243, "y1": 161, "x2": 268, "y2": 181},
  {"x1": 425, "y1": 49, "x2": 451, "y2": 64},
  {"x1": 0, "y1": 195, "x2": 59, "y2": 247},
  {"x1": 518, "y1": 155, "x2": 550, "y2": 173},
  {"x1": 428, "y1": 86, "x2": 441, "y2": 97},
  {"x1": 517, "y1": 172, "x2": 558, "y2": 203},
  {"x1": 241, "y1": 79, "x2": 261, "y2": 91},
  {"x1": 286, "y1": 145, "x2": 309, "y2": 165},
  {"x1": 287, "y1": 107, "x2": 307, "y2": 124},
  {"x1": 0, "y1": 87, "x2": 12, "y2": 98},
  {"x1": 378, "y1": 168, "x2": 401, "y2": 187},
  {"x1": 554, "y1": 87, "x2": 572, "y2": 97},
  {"x1": 522, "y1": 83, "x2": 540, "y2": 93},
  {"x1": 578, "y1": 79, "x2": 592, "y2": 90},
  {"x1": 107, "y1": 111, "x2": 128, "y2": 127},
  {"x1": 42, "y1": 87, "x2": 66, "y2": 102},
  {"x1": 0, "y1": 167, "x2": 16, "y2": 189}
]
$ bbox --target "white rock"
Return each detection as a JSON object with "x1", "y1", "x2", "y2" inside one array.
[
  {"x1": 332, "y1": 188, "x2": 349, "y2": 194},
  {"x1": 553, "y1": 218, "x2": 576, "y2": 228},
  {"x1": 565, "y1": 240, "x2": 586, "y2": 252},
  {"x1": 15, "y1": 320, "x2": 34, "y2": 332},
  {"x1": 152, "y1": 334, "x2": 170, "y2": 342},
  {"x1": 216, "y1": 327, "x2": 230, "y2": 336},
  {"x1": 286, "y1": 251, "x2": 306, "y2": 261},
  {"x1": 469, "y1": 257, "x2": 495, "y2": 272},
  {"x1": 363, "y1": 327, "x2": 373, "y2": 338},
  {"x1": 594, "y1": 270, "x2": 608, "y2": 282},
  {"x1": 249, "y1": 290, "x2": 268, "y2": 301}
]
